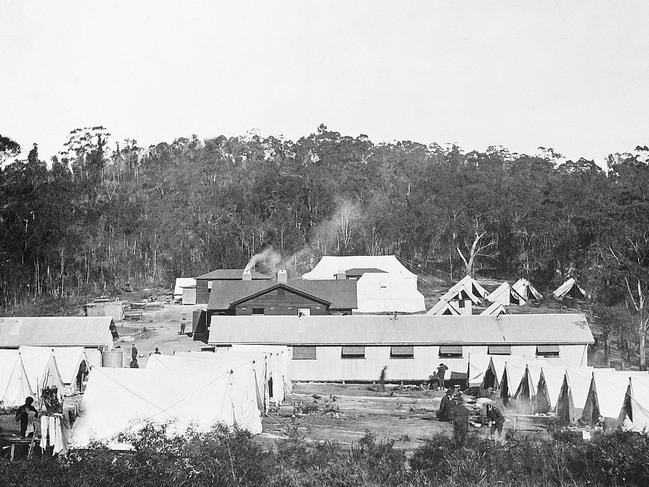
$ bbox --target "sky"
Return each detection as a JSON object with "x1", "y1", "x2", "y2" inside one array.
[{"x1": 2, "y1": 0, "x2": 648, "y2": 163}]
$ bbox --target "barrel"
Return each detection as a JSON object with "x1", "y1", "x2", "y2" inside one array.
[{"x1": 102, "y1": 349, "x2": 124, "y2": 368}]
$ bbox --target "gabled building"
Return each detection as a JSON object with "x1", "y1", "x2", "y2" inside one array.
[
  {"x1": 207, "y1": 272, "x2": 357, "y2": 317},
  {"x1": 195, "y1": 268, "x2": 272, "y2": 304},
  {"x1": 208, "y1": 313, "x2": 594, "y2": 382}
]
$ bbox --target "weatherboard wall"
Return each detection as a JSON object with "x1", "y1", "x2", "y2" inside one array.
[
  {"x1": 286, "y1": 344, "x2": 588, "y2": 382},
  {"x1": 233, "y1": 289, "x2": 328, "y2": 316}
]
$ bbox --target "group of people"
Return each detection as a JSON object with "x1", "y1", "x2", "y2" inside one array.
[{"x1": 437, "y1": 388, "x2": 505, "y2": 447}]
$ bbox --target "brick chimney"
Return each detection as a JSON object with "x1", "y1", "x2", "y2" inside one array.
[
  {"x1": 277, "y1": 269, "x2": 288, "y2": 284},
  {"x1": 242, "y1": 269, "x2": 252, "y2": 281}
]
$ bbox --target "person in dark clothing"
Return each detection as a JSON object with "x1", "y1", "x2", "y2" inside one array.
[
  {"x1": 153, "y1": 347, "x2": 161, "y2": 355},
  {"x1": 450, "y1": 401, "x2": 470, "y2": 448},
  {"x1": 131, "y1": 344, "x2": 138, "y2": 360},
  {"x1": 437, "y1": 363, "x2": 449, "y2": 390},
  {"x1": 180, "y1": 320, "x2": 186, "y2": 335},
  {"x1": 15, "y1": 397, "x2": 38, "y2": 438},
  {"x1": 130, "y1": 358, "x2": 139, "y2": 368},
  {"x1": 486, "y1": 404, "x2": 505, "y2": 436},
  {"x1": 437, "y1": 389, "x2": 454, "y2": 422},
  {"x1": 378, "y1": 366, "x2": 388, "y2": 392}
]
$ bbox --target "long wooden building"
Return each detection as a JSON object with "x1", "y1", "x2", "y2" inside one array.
[{"x1": 207, "y1": 313, "x2": 593, "y2": 382}]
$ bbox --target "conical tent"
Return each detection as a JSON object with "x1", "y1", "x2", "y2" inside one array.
[
  {"x1": 480, "y1": 302, "x2": 508, "y2": 316},
  {"x1": 512, "y1": 278, "x2": 543, "y2": 301},
  {"x1": 501, "y1": 362, "x2": 529, "y2": 406},
  {"x1": 486, "y1": 282, "x2": 526, "y2": 306},
  {"x1": 581, "y1": 371, "x2": 630, "y2": 425},
  {"x1": 20, "y1": 346, "x2": 88, "y2": 391},
  {"x1": 427, "y1": 299, "x2": 462, "y2": 316},
  {"x1": 19, "y1": 346, "x2": 64, "y2": 397},
  {"x1": 556, "y1": 368, "x2": 595, "y2": 423},
  {"x1": 0, "y1": 350, "x2": 32, "y2": 407},
  {"x1": 553, "y1": 278, "x2": 588, "y2": 300},
  {"x1": 622, "y1": 376, "x2": 649, "y2": 432}
]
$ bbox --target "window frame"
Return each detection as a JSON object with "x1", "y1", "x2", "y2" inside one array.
[
  {"x1": 390, "y1": 345, "x2": 414, "y2": 359},
  {"x1": 438, "y1": 345, "x2": 463, "y2": 358},
  {"x1": 341, "y1": 345, "x2": 365, "y2": 359},
  {"x1": 292, "y1": 346, "x2": 317, "y2": 360}
]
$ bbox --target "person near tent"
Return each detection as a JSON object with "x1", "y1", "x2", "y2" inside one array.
[
  {"x1": 486, "y1": 404, "x2": 505, "y2": 437},
  {"x1": 437, "y1": 388, "x2": 454, "y2": 422},
  {"x1": 131, "y1": 344, "x2": 138, "y2": 361},
  {"x1": 180, "y1": 319, "x2": 186, "y2": 335},
  {"x1": 378, "y1": 366, "x2": 388, "y2": 393},
  {"x1": 449, "y1": 399, "x2": 470, "y2": 448},
  {"x1": 15, "y1": 397, "x2": 38, "y2": 438},
  {"x1": 153, "y1": 347, "x2": 161, "y2": 355},
  {"x1": 130, "y1": 358, "x2": 139, "y2": 368},
  {"x1": 437, "y1": 363, "x2": 449, "y2": 390}
]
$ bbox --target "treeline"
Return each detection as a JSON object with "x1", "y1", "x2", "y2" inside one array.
[{"x1": 1, "y1": 125, "x2": 648, "y2": 354}]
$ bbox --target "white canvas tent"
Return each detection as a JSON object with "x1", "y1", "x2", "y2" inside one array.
[
  {"x1": 0, "y1": 349, "x2": 32, "y2": 407},
  {"x1": 556, "y1": 368, "x2": 595, "y2": 422},
  {"x1": 355, "y1": 272, "x2": 425, "y2": 313},
  {"x1": 622, "y1": 376, "x2": 649, "y2": 432},
  {"x1": 72, "y1": 362, "x2": 262, "y2": 448},
  {"x1": 19, "y1": 346, "x2": 64, "y2": 397},
  {"x1": 171, "y1": 351, "x2": 270, "y2": 410},
  {"x1": 174, "y1": 278, "x2": 196, "y2": 300},
  {"x1": 446, "y1": 275, "x2": 489, "y2": 300},
  {"x1": 487, "y1": 282, "x2": 526, "y2": 306},
  {"x1": 480, "y1": 302, "x2": 508, "y2": 316},
  {"x1": 428, "y1": 299, "x2": 462, "y2": 316},
  {"x1": 512, "y1": 278, "x2": 543, "y2": 301},
  {"x1": 553, "y1": 278, "x2": 588, "y2": 300},
  {"x1": 581, "y1": 371, "x2": 631, "y2": 425}
]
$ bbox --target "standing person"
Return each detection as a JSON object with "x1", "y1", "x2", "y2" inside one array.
[
  {"x1": 450, "y1": 400, "x2": 470, "y2": 448},
  {"x1": 15, "y1": 397, "x2": 38, "y2": 438},
  {"x1": 131, "y1": 344, "x2": 138, "y2": 361},
  {"x1": 437, "y1": 363, "x2": 449, "y2": 390},
  {"x1": 378, "y1": 366, "x2": 388, "y2": 393},
  {"x1": 180, "y1": 319, "x2": 186, "y2": 335},
  {"x1": 153, "y1": 347, "x2": 161, "y2": 355},
  {"x1": 486, "y1": 404, "x2": 505, "y2": 437},
  {"x1": 437, "y1": 389, "x2": 454, "y2": 422}
]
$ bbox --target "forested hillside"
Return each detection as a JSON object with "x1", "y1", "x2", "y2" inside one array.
[{"x1": 1, "y1": 125, "x2": 648, "y2": 352}]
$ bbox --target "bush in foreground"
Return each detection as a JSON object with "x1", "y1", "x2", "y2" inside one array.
[{"x1": 1, "y1": 424, "x2": 649, "y2": 486}]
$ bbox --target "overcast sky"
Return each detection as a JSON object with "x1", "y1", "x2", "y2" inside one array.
[{"x1": 2, "y1": 0, "x2": 648, "y2": 163}]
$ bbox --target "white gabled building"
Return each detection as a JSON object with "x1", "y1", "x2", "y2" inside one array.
[
  {"x1": 303, "y1": 255, "x2": 425, "y2": 313},
  {"x1": 208, "y1": 314, "x2": 593, "y2": 382}
]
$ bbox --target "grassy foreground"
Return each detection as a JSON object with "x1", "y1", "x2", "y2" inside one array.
[{"x1": 2, "y1": 424, "x2": 648, "y2": 486}]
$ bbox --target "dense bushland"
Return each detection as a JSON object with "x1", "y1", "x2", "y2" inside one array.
[
  {"x1": 2, "y1": 424, "x2": 648, "y2": 486},
  {"x1": 1, "y1": 127, "x2": 649, "y2": 365}
]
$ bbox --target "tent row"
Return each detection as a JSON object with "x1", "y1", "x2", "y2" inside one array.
[
  {"x1": 427, "y1": 277, "x2": 542, "y2": 316},
  {"x1": 0, "y1": 347, "x2": 90, "y2": 407},
  {"x1": 71, "y1": 346, "x2": 292, "y2": 448},
  {"x1": 470, "y1": 354, "x2": 649, "y2": 432}
]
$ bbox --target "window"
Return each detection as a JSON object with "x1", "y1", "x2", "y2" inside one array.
[
  {"x1": 488, "y1": 345, "x2": 511, "y2": 355},
  {"x1": 252, "y1": 308, "x2": 264, "y2": 315},
  {"x1": 390, "y1": 346, "x2": 414, "y2": 359},
  {"x1": 536, "y1": 345, "x2": 560, "y2": 358},
  {"x1": 292, "y1": 346, "x2": 317, "y2": 360},
  {"x1": 341, "y1": 346, "x2": 365, "y2": 358},
  {"x1": 298, "y1": 308, "x2": 311, "y2": 317},
  {"x1": 207, "y1": 281, "x2": 213, "y2": 290},
  {"x1": 439, "y1": 345, "x2": 463, "y2": 358}
]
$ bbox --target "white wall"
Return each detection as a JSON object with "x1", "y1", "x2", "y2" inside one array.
[{"x1": 288, "y1": 344, "x2": 588, "y2": 382}]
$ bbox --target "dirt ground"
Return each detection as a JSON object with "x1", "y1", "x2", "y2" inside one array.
[{"x1": 113, "y1": 302, "x2": 207, "y2": 367}]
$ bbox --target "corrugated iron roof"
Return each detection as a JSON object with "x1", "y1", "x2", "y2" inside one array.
[
  {"x1": 0, "y1": 317, "x2": 117, "y2": 348},
  {"x1": 195, "y1": 269, "x2": 272, "y2": 280},
  {"x1": 208, "y1": 279, "x2": 357, "y2": 311},
  {"x1": 208, "y1": 313, "x2": 593, "y2": 346}
]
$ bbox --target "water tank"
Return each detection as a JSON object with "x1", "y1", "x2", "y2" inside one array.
[{"x1": 102, "y1": 349, "x2": 124, "y2": 368}]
